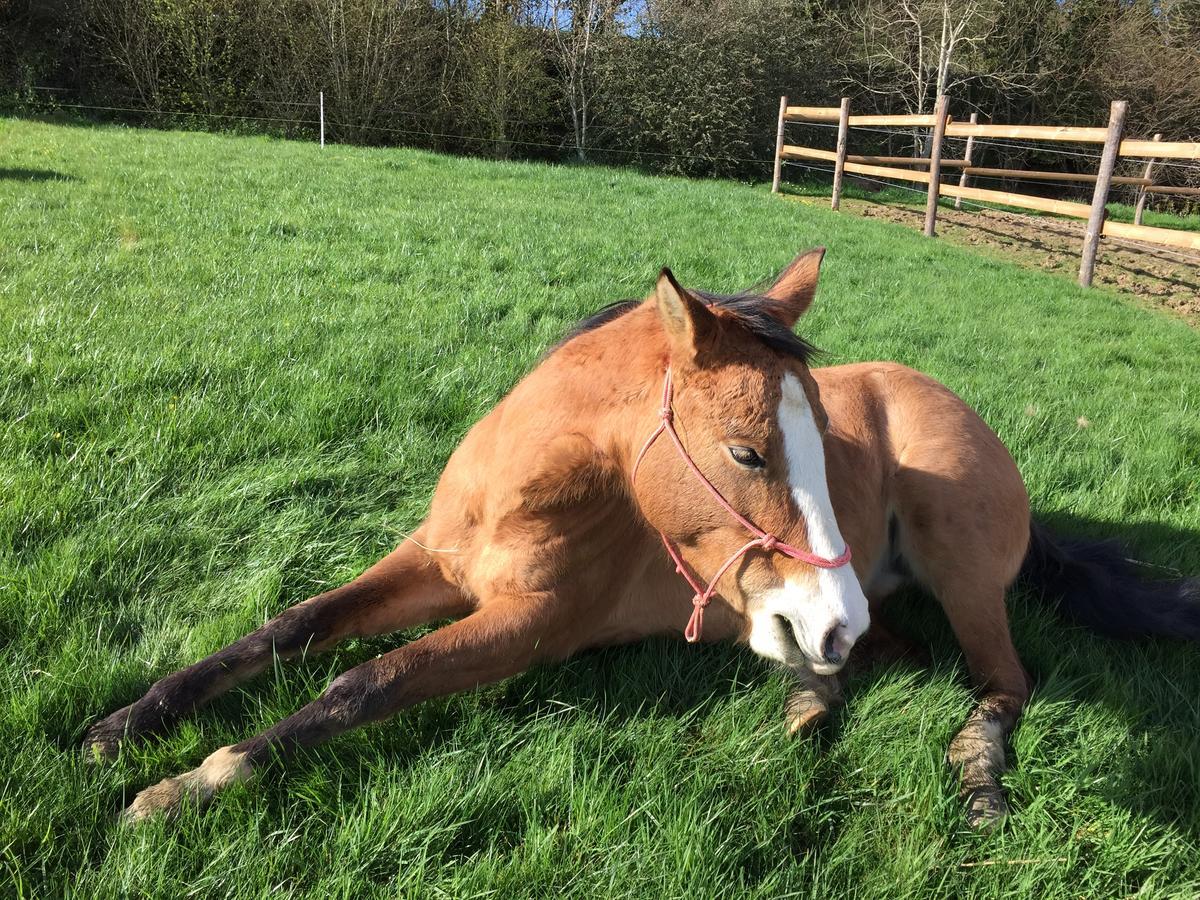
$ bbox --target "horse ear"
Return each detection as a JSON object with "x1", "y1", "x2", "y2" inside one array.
[
  {"x1": 655, "y1": 268, "x2": 717, "y2": 363},
  {"x1": 763, "y1": 247, "x2": 825, "y2": 327}
]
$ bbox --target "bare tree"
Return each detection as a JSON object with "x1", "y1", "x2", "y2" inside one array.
[
  {"x1": 835, "y1": 0, "x2": 1057, "y2": 156},
  {"x1": 545, "y1": 0, "x2": 624, "y2": 160},
  {"x1": 838, "y1": 0, "x2": 1048, "y2": 113},
  {"x1": 314, "y1": 0, "x2": 436, "y2": 143},
  {"x1": 83, "y1": 0, "x2": 166, "y2": 107},
  {"x1": 457, "y1": 3, "x2": 554, "y2": 158},
  {"x1": 1083, "y1": 0, "x2": 1200, "y2": 192}
]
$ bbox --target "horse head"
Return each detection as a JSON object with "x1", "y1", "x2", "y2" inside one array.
[{"x1": 631, "y1": 249, "x2": 869, "y2": 675}]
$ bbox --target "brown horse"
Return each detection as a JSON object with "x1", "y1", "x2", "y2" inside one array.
[{"x1": 87, "y1": 249, "x2": 1200, "y2": 828}]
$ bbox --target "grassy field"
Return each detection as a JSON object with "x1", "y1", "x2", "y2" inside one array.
[{"x1": 2, "y1": 117, "x2": 1200, "y2": 898}]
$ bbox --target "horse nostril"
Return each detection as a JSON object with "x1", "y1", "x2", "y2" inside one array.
[
  {"x1": 822, "y1": 621, "x2": 849, "y2": 665},
  {"x1": 773, "y1": 614, "x2": 802, "y2": 651}
]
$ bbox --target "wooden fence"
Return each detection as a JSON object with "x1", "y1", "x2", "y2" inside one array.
[{"x1": 770, "y1": 96, "x2": 1200, "y2": 287}]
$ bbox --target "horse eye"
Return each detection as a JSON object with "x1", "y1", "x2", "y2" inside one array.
[{"x1": 728, "y1": 446, "x2": 765, "y2": 469}]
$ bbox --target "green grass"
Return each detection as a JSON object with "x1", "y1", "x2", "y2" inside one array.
[
  {"x1": 781, "y1": 175, "x2": 932, "y2": 206},
  {"x1": 1106, "y1": 201, "x2": 1200, "y2": 233},
  {"x1": 2, "y1": 117, "x2": 1200, "y2": 899}
]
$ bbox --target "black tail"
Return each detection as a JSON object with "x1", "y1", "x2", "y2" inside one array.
[{"x1": 1021, "y1": 523, "x2": 1200, "y2": 640}]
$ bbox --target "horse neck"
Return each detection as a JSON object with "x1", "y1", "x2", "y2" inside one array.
[{"x1": 547, "y1": 303, "x2": 670, "y2": 480}]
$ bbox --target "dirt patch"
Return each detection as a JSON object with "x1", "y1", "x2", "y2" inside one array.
[{"x1": 802, "y1": 196, "x2": 1200, "y2": 325}]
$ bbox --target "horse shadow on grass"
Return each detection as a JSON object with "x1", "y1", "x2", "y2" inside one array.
[
  {"x1": 469, "y1": 506, "x2": 1200, "y2": 841},
  {"x1": 77, "y1": 510, "x2": 1200, "y2": 837},
  {"x1": 1009, "y1": 509, "x2": 1200, "y2": 822},
  {"x1": 0, "y1": 167, "x2": 79, "y2": 183}
]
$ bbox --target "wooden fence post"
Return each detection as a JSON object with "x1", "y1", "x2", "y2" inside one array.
[
  {"x1": 771, "y1": 96, "x2": 788, "y2": 193},
  {"x1": 923, "y1": 95, "x2": 949, "y2": 237},
  {"x1": 319, "y1": 91, "x2": 325, "y2": 148},
  {"x1": 831, "y1": 97, "x2": 851, "y2": 211},
  {"x1": 1133, "y1": 132, "x2": 1162, "y2": 225},
  {"x1": 1079, "y1": 100, "x2": 1128, "y2": 288},
  {"x1": 954, "y1": 112, "x2": 978, "y2": 210}
]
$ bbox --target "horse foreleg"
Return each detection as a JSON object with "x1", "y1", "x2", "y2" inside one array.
[
  {"x1": 784, "y1": 668, "x2": 842, "y2": 734},
  {"x1": 940, "y1": 586, "x2": 1030, "y2": 830},
  {"x1": 86, "y1": 536, "x2": 468, "y2": 759},
  {"x1": 122, "y1": 591, "x2": 565, "y2": 822},
  {"x1": 783, "y1": 616, "x2": 925, "y2": 735}
]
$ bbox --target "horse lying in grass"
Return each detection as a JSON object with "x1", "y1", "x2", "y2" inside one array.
[{"x1": 87, "y1": 249, "x2": 1200, "y2": 828}]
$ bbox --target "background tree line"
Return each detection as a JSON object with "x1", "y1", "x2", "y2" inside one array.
[{"x1": 2, "y1": 0, "x2": 1197, "y2": 188}]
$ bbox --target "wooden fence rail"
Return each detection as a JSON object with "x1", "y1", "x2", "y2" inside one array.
[
  {"x1": 773, "y1": 96, "x2": 1200, "y2": 287},
  {"x1": 1145, "y1": 185, "x2": 1200, "y2": 196}
]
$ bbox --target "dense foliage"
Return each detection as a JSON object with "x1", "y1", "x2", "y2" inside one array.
[{"x1": 2, "y1": 0, "x2": 1198, "y2": 183}]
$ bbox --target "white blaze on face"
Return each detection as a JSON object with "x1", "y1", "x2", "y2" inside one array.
[{"x1": 747, "y1": 373, "x2": 870, "y2": 674}]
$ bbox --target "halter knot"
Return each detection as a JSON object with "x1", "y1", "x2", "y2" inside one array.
[
  {"x1": 684, "y1": 600, "x2": 706, "y2": 644},
  {"x1": 659, "y1": 407, "x2": 673, "y2": 423},
  {"x1": 760, "y1": 534, "x2": 779, "y2": 552}
]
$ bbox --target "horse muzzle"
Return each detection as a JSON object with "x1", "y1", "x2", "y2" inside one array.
[{"x1": 747, "y1": 573, "x2": 870, "y2": 674}]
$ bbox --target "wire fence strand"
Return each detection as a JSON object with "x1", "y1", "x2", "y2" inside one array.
[
  {"x1": 25, "y1": 98, "x2": 780, "y2": 168},
  {"x1": 15, "y1": 92, "x2": 1200, "y2": 267},
  {"x1": 26, "y1": 90, "x2": 1200, "y2": 176}
]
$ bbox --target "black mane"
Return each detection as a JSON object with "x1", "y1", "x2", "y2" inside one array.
[{"x1": 552, "y1": 291, "x2": 819, "y2": 363}]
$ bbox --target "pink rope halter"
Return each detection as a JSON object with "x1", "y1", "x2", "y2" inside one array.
[{"x1": 632, "y1": 367, "x2": 852, "y2": 643}]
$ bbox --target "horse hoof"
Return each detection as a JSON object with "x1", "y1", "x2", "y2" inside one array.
[
  {"x1": 784, "y1": 689, "x2": 829, "y2": 735},
  {"x1": 83, "y1": 739, "x2": 118, "y2": 764},
  {"x1": 122, "y1": 776, "x2": 188, "y2": 824},
  {"x1": 964, "y1": 787, "x2": 1008, "y2": 831},
  {"x1": 123, "y1": 767, "x2": 221, "y2": 823},
  {"x1": 83, "y1": 713, "x2": 129, "y2": 763}
]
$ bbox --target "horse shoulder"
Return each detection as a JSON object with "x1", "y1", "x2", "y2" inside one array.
[
  {"x1": 444, "y1": 423, "x2": 630, "y2": 590},
  {"x1": 808, "y1": 364, "x2": 897, "y2": 570}
]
